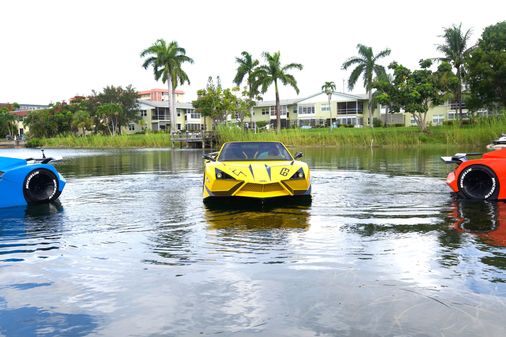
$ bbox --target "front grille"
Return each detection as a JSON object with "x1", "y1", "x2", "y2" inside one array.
[{"x1": 242, "y1": 183, "x2": 283, "y2": 192}]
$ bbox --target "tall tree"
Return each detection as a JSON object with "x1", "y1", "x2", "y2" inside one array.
[
  {"x1": 72, "y1": 110, "x2": 92, "y2": 135},
  {"x1": 342, "y1": 44, "x2": 391, "y2": 127},
  {"x1": 321, "y1": 81, "x2": 336, "y2": 129},
  {"x1": 24, "y1": 102, "x2": 73, "y2": 138},
  {"x1": 192, "y1": 77, "x2": 225, "y2": 130},
  {"x1": 233, "y1": 51, "x2": 260, "y2": 129},
  {"x1": 141, "y1": 39, "x2": 194, "y2": 133},
  {"x1": 255, "y1": 51, "x2": 303, "y2": 132},
  {"x1": 436, "y1": 23, "x2": 473, "y2": 119},
  {"x1": 0, "y1": 108, "x2": 17, "y2": 138},
  {"x1": 97, "y1": 103, "x2": 123, "y2": 135},
  {"x1": 93, "y1": 85, "x2": 139, "y2": 134},
  {"x1": 374, "y1": 59, "x2": 457, "y2": 132},
  {"x1": 466, "y1": 21, "x2": 506, "y2": 111}
]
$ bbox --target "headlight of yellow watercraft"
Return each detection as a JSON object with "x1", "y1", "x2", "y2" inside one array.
[
  {"x1": 290, "y1": 168, "x2": 305, "y2": 180},
  {"x1": 215, "y1": 168, "x2": 234, "y2": 180}
]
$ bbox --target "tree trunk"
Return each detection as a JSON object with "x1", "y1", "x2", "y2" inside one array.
[
  {"x1": 457, "y1": 67, "x2": 463, "y2": 122},
  {"x1": 172, "y1": 85, "x2": 177, "y2": 133},
  {"x1": 414, "y1": 112, "x2": 428, "y2": 132},
  {"x1": 167, "y1": 77, "x2": 175, "y2": 134},
  {"x1": 368, "y1": 90, "x2": 373, "y2": 127},
  {"x1": 275, "y1": 81, "x2": 281, "y2": 133},
  {"x1": 248, "y1": 82, "x2": 254, "y2": 132},
  {"x1": 328, "y1": 95, "x2": 332, "y2": 130}
]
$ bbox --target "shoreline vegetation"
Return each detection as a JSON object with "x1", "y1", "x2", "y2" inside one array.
[{"x1": 23, "y1": 117, "x2": 506, "y2": 149}]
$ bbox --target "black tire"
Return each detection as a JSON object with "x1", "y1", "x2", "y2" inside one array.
[
  {"x1": 23, "y1": 168, "x2": 60, "y2": 204},
  {"x1": 458, "y1": 165, "x2": 499, "y2": 200}
]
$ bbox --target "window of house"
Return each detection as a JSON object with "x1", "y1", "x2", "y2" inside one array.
[
  {"x1": 298, "y1": 105, "x2": 315, "y2": 115},
  {"x1": 262, "y1": 107, "x2": 270, "y2": 115},
  {"x1": 432, "y1": 114, "x2": 444, "y2": 125},
  {"x1": 270, "y1": 106, "x2": 287, "y2": 116},
  {"x1": 321, "y1": 104, "x2": 330, "y2": 112},
  {"x1": 140, "y1": 110, "x2": 147, "y2": 117},
  {"x1": 336, "y1": 116, "x2": 357, "y2": 125},
  {"x1": 337, "y1": 101, "x2": 364, "y2": 114},
  {"x1": 128, "y1": 124, "x2": 135, "y2": 131},
  {"x1": 450, "y1": 101, "x2": 466, "y2": 110}
]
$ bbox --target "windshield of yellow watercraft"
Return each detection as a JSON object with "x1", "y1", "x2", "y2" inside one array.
[{"x1": 218, "y1": 142, "x2": 292, "y2": 161}]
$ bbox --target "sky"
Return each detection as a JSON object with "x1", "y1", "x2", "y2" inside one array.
[{"x1": 0, "y1": 0, "x2": 504, "y2": 105}]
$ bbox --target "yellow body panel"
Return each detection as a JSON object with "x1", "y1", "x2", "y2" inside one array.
[{"x1": 203, "y1": 142, "x2": 311, "y2": 200}]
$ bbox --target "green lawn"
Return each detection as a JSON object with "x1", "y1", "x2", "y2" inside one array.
[
  {"x1": 26, "y1": 118, "x2": 506, "y2": 149},
  {"x1": 216, "y1": 122, "x2": 504, "y2": 148}
]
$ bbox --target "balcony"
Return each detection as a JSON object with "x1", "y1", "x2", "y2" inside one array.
[{"x1": 152, "y1": 108, "x2": 170, "y2": 121}]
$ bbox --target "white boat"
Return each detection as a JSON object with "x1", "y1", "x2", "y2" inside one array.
[{"x1": 487, "y1": 134, "x2": 506, "y2": 150}]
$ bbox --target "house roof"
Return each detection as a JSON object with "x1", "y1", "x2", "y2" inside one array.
[
  {"x1": 138, "y1": 100, "x2": 193, "y2": 109},
  {"x1": 138, "y1": 88, "x2": 184, "y2": 95},
  {"x1": 10, "y1": 111, "x2": 29, "y2": 117},
  {"x1": 255, "y1": 97, "x2": 307, "y2": 107},
  {"x1": 297, "y1": 92, "x2": 368, "y2": 104}
]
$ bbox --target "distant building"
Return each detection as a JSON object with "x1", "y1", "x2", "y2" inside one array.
[
  {"x1": 126, "y1": 100, "x2": 211, "y2": 134},
  {"x1": 0, "y1": 103, "x2": 49, "y2": 112},
  {"x1": 0, "y1": 103, "x2": 49, "y2": 137},
  {"x1": 123, "y1": 89, "x2": 490, "y2": 133},
  {"x1": 138, "y1": 89, "x2": 185, "y2": 102},
  {"x1": 250, "y1": 92, "x2": 371, "y2": 129}
]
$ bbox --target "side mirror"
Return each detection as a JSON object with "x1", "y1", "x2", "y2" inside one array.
[
  {"x1": 203, "y1": 154, "x2": 216, "y2": 161},
  {"x1": 294, "y1": 152, "x2": 303, "y2": 159}
]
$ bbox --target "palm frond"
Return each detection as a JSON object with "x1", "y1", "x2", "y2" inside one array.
[
  {"x1": 282, "y1": 63, "x2": 303, "y2": 72},
  {"x1": 374, "y1": 48, "x2": 391, "y2": 61},
  {"x1": 342, "y1": 57, "x2": 363, "y2": 70},
  {"x1": 348, "y1": 64, "x2": 365, "y2": 91},
  {"x1": 282, "y1": 74, "x2": 300, "y2": 94},
  {"x1": 357, "y1": 44, "x2": 373, "y2": 60}
]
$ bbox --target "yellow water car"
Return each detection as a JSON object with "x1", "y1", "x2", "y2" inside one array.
[{"x1": 203, "y1": 141, "x2": 311, "y2": 203}]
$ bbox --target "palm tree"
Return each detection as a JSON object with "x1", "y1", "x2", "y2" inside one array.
[
  {"x1": 255, "y1": 51, "x2": 303, "y2": 132},
  {"x1": 234, "y1": 51, "x2": 260, "y2": 130},
  {"x1": 321, "y1": 81, "x2": 336, "y2": 129},
  {"x1": 436, "y1": 23, "x2": 473, "y2": 120},
  {"x1": 342, "y1": 44, "x2": 391, "y2": 127},
  {"x1": 141, "y1": 39, "x2": 194, "y2": 133}
]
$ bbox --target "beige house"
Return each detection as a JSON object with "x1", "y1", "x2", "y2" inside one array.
[
  {"x1": 126, "y1": 100, "x2": 212, "y2": 134},
  {"x1": 126, "y1": 89, "x2": 484, "y2": 133},
  {"x1": 249, "y1": 92, "x2": 371, "y2": 129},
  {"x1": 138, "y1": 89, "x2": 185, "y2": 103}
]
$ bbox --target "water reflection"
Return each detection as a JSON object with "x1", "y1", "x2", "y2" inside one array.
[
  {"x1": 0, "y1": 297, "x2": 97, "y2": 337},
  {"x1": 0, "y1": 203, "x2": 64, "y2": 263},
  {"x1": 0, "y1": 148, "x2": 504, "y2": 336},
  {"x1": 55, "y1": 149, "x2": 205, "y2": 178},
  {"x1": 449, "y1": 200, "x2": 506, "y2": 247},
  {"x1": 447, "y1": 200, "x2": 506, "y2": 277},
  {"x1": 205, "y1": 204, "x2": 310, "y2": 230},
  {"x1": 301, "y1": 146, "x2": 480, "y2": 177}
]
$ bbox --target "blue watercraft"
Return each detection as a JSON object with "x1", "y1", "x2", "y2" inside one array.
[{"x1": 0, "y1": 150, "x2": 65, "y2": 208}]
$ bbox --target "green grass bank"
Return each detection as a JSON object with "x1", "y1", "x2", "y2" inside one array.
[
  {"x1": 216, "y1": 120, "x2": 505, "y2": 148},
  {"x1": 28, "y1": 133, "x2": 172, "y2": 148},
  {"x1": 27, "y1": 117, "x2": 506, "y2": 149}
]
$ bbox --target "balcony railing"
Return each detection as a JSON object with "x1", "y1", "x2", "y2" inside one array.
[
  {"x1": 449, "y1": 101, "x2": 466, "y2": 110},
  {"x1": 152, "y1": 114, "x2": 170, "y2": 120}
]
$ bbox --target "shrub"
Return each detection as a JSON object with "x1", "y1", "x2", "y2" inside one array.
[
  {"x1": 373, "y1": 118, "x2": 383, "y2": 127},
  {"x1": 26, "y1": 138, "x2": 43, "y2": 148}
]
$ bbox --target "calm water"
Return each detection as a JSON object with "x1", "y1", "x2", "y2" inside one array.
[{"x1": 0, "y1": 147, "x2": 505, "y2": 337}]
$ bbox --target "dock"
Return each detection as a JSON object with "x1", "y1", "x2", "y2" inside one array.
[{"x1": 170, "y1": 131, "x2": 218, "y2": 149}]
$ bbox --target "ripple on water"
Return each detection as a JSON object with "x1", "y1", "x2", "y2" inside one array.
[{"x1": 0, "y1": 154, "x2": 505, "y2": 336}]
